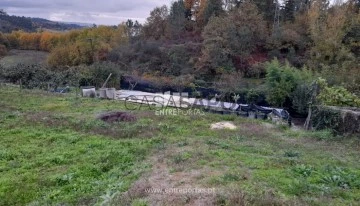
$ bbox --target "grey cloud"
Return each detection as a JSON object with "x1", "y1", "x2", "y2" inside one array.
[{"x1": 0, "y1": 0, "x2": 170, "y2": 25}]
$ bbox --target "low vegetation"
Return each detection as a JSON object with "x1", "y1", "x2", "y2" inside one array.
[
  {"x1": 0, "y1": 0, "x2": 359, "y2": 118},
  {"x1": 0, "y1": 50, "x2": 48, "y2": 68},
  {"x1": 0, "y1": 86, "x2": 359, "y2": 205},
  {"x1": 0, "y1": 1, "x2": 359, "y2": 204}
]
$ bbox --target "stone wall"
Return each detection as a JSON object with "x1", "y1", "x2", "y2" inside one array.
[{"x1": 312, "y1": 106, "x2": 360, "y2": 136}]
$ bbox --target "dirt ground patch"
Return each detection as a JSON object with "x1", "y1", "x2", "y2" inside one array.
[
  {"x1": 118, "y1": 146, "x2": 219, "y2": 206},
  {"x1": 210, "y1": 122, "x2": 237, "y2": 130}
]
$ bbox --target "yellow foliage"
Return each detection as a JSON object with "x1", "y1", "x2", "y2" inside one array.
[{"x1": 11, "y1": 25, "x2": 128, "y2": 67}]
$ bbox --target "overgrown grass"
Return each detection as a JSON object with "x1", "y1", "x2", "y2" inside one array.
[
  {"x1": 0, "y1": 50, "x2": 48, "y2": 68},
  {"x1": 0, "y1": 86, "x2": 359, "y2": 205}
]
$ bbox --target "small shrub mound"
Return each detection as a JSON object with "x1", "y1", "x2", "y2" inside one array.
[{"x1": 97, "y1": 111, "x2": 137, "y2": 123}]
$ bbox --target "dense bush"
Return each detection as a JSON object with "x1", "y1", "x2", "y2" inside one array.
[
  {"x1": 265, "y1": 59, "x2": 315, "y2": 112},
  {"x1": 0, "y1": 64, "x2": 84, "y2": 89},
  {"x1": 291, "y1": 83, "x2": 314, "y2": 115},
  {"x1": 317, "y1": 78, "x2": 360, "y2": 107},
  {"x1": 312, "y1": 106, "x2": 342, "y2": 133},
  {"x1": 245, "y1": 89, "x2": 265, "y2": 104},
  {"x1": 0, "y1": 32, "x2": 9, "y2": 56},
  {"x1": 312, "y1": 106, "x2": 360, "y2": 135},
  {"x1": 247, "y1": 63, "x2": 266, "y2": 78},
  {"x1": 82, "y1": 62, "x2": 123, "y2": 89},
  {"x1": 0, "y1": 64, "x2": 52, "y2": 89},
  {"x1": 0, "y1": 32, "x2": 10, "y2": 49}
]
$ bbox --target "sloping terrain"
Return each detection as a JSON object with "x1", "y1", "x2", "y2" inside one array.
[
  {"x1": 0, "y1": 86, "x2": 359, "y2": 205},
  {"x1": 0, "y1": 14, "x2": 83, "y2": 33}
]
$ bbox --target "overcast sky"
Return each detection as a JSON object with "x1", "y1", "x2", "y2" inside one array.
[
  {"x1": 1, "y1": 0, "x2": 171, "y2": 25},
  {"x1": 1, "y1": 0, "x2": 340, "y2": 25}
]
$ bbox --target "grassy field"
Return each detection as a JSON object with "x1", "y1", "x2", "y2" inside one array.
[
  {"x1": 0, "y1": 86, "x2": 359, "y2": 205},
  {"x1": 0, "y1": 50, "x2": 48, "y2": 68}
]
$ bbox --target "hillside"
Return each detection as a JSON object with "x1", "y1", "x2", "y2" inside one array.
[
  {"x1": 0, "y1": 86, "x2": 359, "y2": 205},
  {"x1": 0, "y1": 12, "x2": 84, "y2": 33},
  {"x1": 0, "y1": 1, "x2": 359, "y2": 205}
]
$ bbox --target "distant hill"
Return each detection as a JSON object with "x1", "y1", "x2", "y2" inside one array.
[
  {"x1": 0, "y1": 13, "x2": 86, "y2": 33},
  {"x1": 59, "y1": 21, "x2": 94, "y2": 27}
]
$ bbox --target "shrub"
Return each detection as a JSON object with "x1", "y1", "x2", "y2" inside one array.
[
  {"x1": 85, "y1": 61, "x2": 123, "y2": 89},
  {"x1": 293, "y1": 164, "x2": 314, "y2": 178},
  {"x1": 214, "y1": 72, "x2": 243, "y2": 95},
  {"x1": 292, "y1": 83, "x2": 313, "y2": 115},
  {"x1": 265, "y1": 58, "x2": 315, "y2": 109},
  {"x1": 97, "y1": 111, "x2": 137, "y2": 123},
  {"x1": 0, "y1": 32, "x2": 10, "y2": 49},
  {"x1": 265, "y1": 59, "x2": 299, "y2": 107},
  {"x1": 284, "y1": 150, "x2": 301, "y2": 158},
  {"x1": 312, "y1": 106, "x2": 342, "y2": 133},
  {"x1": 0, "y1": 64, "x2": 53, "y2": 89},
  {"x1": 317, "y1": 78, "x2": 360, "y2": 107},
  {"x1": 0, "y1": 64, "x2": 84, "y2": 89},
  {"x1": 312, "y1": 106, "x2": 360, "y2": 136},
  {"x1": 247, "y1": 63, "x2": 266, "y2": 78},
  {"x1": 245, "y1": 89, "x2": 261, "y2": 104}
]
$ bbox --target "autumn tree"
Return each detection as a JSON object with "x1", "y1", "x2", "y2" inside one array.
[
  {"x1": 228, "y1": 2, "x2": 267, "y2": 56},
  {"x1": 307, "y1": 0, "x2": 349, "y2": 69},
  {"x1": 199, "y1": 2, "x2": 266, "y2": 77},
  {"x1": 184, "y1": 0, "x2": 208, "y2": 24},
  {"x1": 185, "y1": 0, "x2": 196, "y2": 19},
  {"x1": 18, "y1": 32, "x2": 42, "y2": 50},
  {"x1": 5, "y1": 31, "x2": 20, "y2": 49},
  {"x1": 0, "y1": 32, "x2": 9, "y2": 49},
  {"x1": 199, "y1": 16, "x2": 233, "y2": 78},
  {"x1": 306, "y1": 0, "x2": 360, "y2": 94},
  {"x1": 143, "y1": 5, "x2": 169, "y2": 40},
  {"x1": 0, "y1": 32, "x2": 8, "y2": 56},
  {"x1": 39, "y1": 32, "x2": 62, "y2": 51}
]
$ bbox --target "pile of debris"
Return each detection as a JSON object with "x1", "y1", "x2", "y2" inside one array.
[{"x1": 97, "y1": 111, "x2": 137, "y2": 123}]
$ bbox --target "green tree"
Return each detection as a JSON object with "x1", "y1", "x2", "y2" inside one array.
[
  {"x1": 228, "y1": 2, "x2": 267, "y2": 57},
  {"x1": 200, "y1": 16, "x2": 234, "y2": 76},
  {"x1": 252, "y1": 0, "x2": 277, "y2": 23},
  {"x1": 317, "y1": 78, "x2": 360, "y2": 107},
  {"x1": 265, "y1": 59, "x2": 299, "y2": 107},
  {"x1": 168, "y1": 0, "x2": 187, "y2": 39},
  {"x1": 283, "y1": 0, "x2": 296, "y2": 21},
  {"x1": 202, "y1": 0, "x2": 224, "y2": 26}
]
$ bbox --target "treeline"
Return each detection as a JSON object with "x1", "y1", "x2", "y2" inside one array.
[
  {"x1": 0, "y1": 0, "x2": 359, "y2": 114},
  {"x1": 0, "y1": 25, "x2": 128, "y2": 66},
  {"x1": 0, "y1": 9, "x2": 83, "y2": 33}
]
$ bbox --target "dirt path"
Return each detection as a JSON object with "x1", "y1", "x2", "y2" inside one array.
[{"x1": 124, "y1": 147, "x2": 218, "y2": 206}]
